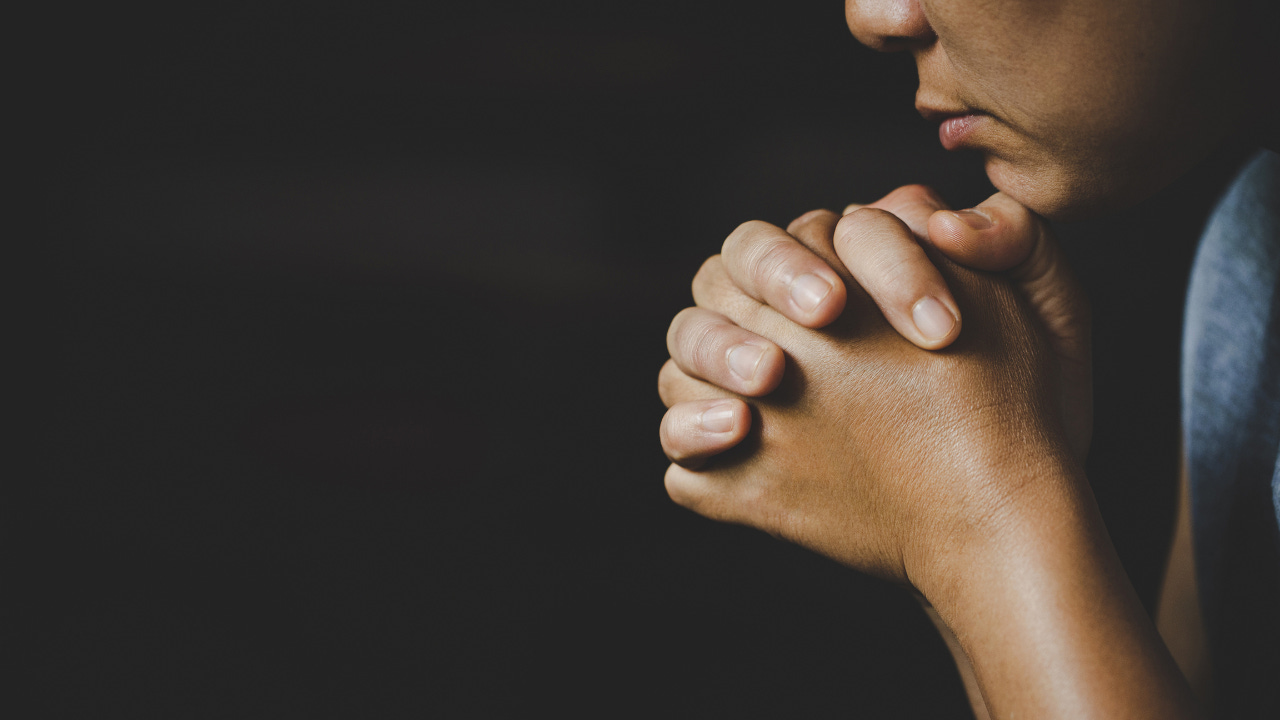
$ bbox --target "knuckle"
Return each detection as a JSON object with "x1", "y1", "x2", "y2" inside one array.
[
  {"x1": 873, "y1": 253, "x2": 922, "y2": 303},
  {"x1": 671, "y1": 312, "x2": 756, "y2": 388},
  {"x1": 691, "y1": 255, "x2": 725, "y2": 295},
  {"x1": 679, "y1": 319, "x2": 726, "y2": 377},
  {"x1": 887, "y1": 184, "x2": 944, "y2": 207},
  {"x1": 664, "y1": 467, "x2": 701, "y2": 510},
  {"x1": 723, "y1": 220, "x2": 771, "y2": 256},
  {"x1": 668, "y1": 306, "x2": 701, "y2": 340},
  {"x1": 745, "y1": 236, "x2": 797, "y2": 291},
  {"x1": 786, "y1": 208, "x2": 837, "y2": 234},
  {"x1": 835, "y1": 207, "x2": 893, "y2": 248},
  {"x1": 657, "y1": 359, "x2": 683, "y2": 405},
  {"x1": 665, "y1": 470, "x2": 735, "y2": 523},
  {"x1": 666, "y1": 308, "x2": 692, "y2": 355},
  {"x1": 835, "y1": 209, "x2": 926, "y2": 300}
]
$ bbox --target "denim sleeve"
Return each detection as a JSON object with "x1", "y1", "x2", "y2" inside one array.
[{"x1": 1182, "y1": 149, "x2": 1280, "y2": 718}]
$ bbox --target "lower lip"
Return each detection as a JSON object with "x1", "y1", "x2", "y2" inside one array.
[{"x1": 939, "y1": 114, "x2": 983, "y2": 150}]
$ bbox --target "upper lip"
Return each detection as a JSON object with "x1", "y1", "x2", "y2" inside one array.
[{"x1": 916, "y1": 104, "x2": 977, "y2": 123}]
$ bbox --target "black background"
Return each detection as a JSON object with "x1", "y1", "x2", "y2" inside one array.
[{"x1": 33, "y1": 2, "x2": 1246, "y2": 717}]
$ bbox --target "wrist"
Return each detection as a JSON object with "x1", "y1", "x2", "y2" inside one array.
[
  {"x1": 904, "y1": 443, "x2": 1088, "y2": 611},
  {"x1": 907, "y1": 462, "x2": 1196, "y2": 719}
]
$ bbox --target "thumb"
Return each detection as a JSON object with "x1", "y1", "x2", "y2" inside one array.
[
  {"x1": 926, "y1": 192, "x2": 1090, "y2": 367},
  {"x1": 924, "y1": 192, "x2": 1033, "y2": 272},
  {"x1": 928, "y1": 192, "x2": 1092, "y2": 459}
]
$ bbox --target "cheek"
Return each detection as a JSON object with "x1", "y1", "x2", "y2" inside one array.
[
  {"x1": 924, "y1": 0, "x2": 1148, "y2": 142},
  {"x1": 917, "y1": 0, "x2": 1237, "y2": 219}
]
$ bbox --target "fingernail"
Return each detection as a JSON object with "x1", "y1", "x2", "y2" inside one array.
[
  {"x1": 700, "y1": 402, "x2": 737, "y2": 433},
  {"x1": 954, "y1": 209, "x2": 992, "y2": 230},
  {"x1": 727, "y1": 343, "x2": 765, "y2": 382},
  {"x1": 790, "y1": 273, "x2": 832, "y2": 313},
  {"x1": 912, "y1": 296, "x2": 957, "y2": 341}
]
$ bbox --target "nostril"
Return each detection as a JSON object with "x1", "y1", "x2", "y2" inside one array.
[{"x1": 878, "y1": 34, "x2": 933, "y2": 52}]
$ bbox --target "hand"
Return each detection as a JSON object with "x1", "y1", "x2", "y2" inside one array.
[
  {"x1": 658, "y1": 204, "x2": 1083, "y2": 584},
  {"x1": 656, "y1": 192, "x2": 1193, "y2": 719},
  {"x1": 659, "y1": 187, "x2": 1091, "y2": 470}
]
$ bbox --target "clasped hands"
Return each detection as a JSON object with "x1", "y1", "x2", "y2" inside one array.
[{"x1": 658, "y1": 185, "x2": 1093, "y2": 595}]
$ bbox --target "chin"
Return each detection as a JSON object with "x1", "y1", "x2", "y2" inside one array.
[
  {"x1": 981, "y1": 137, "x2": 1213, "y2": 223},
  {"x1": 983, "y1": 155, "x2": 1131, "y2": 223}
]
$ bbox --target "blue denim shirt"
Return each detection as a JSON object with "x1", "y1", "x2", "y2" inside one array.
[{"x1": 1182, "y1": 149, "x2": 1280, "y2": 717}]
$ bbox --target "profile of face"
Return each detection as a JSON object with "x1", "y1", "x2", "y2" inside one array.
[{"x1": 846, "y1": 0, "x2": 1245, "y2": 219}]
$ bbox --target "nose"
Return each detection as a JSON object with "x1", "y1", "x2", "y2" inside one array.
[{"x1": 845, "y1": 0, "x2": 935, "y2": 52}]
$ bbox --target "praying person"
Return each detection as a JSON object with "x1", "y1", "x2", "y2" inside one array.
[{"x1": 657, "y1": 1, "x2": 1279, "y2": 717}]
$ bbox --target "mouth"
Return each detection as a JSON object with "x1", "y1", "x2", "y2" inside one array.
[
  {"x1": 937, "y1": 113, "x2": 985, "y2": 150},
  {"x1": 917, "y1": 105, "x2": 986, "y2": 151}
]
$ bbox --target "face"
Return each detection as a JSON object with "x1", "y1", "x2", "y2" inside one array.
[{"x1": 846, "y1": 0, "x2": 1244, "y2": 219}]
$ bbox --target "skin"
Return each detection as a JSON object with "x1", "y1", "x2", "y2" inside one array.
[
  {"x1": 877, "y1": 0, "x2": 1244, "y2": 220},
  {"x1": 659, "y1": 203, "x2": 1188, "y2": 719},
  {"x1": 657, "y1": 0, "x2": 1274, "y2": 716},
  {"x1": 661, "y1": 190, "x2": 1095, "y2": 716}
]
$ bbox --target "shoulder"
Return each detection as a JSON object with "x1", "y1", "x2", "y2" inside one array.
[
  {"x1": 1188, "y1": 149, "x2": 1280, "y2": 323},
  {"x1": 1204, "y1": 149, "x2": 1279, "y2": 243}
]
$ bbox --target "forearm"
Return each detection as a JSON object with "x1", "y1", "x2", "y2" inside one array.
[{"x1": 918, "y1": 464, "x2": 1198, "y2": 720}]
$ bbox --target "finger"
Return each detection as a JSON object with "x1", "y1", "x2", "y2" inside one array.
[
  {"x1": 664, "y1": 462, "x2": 745, "y2": 525},
  {"x1": 785, "y1": 209, "x2": 847, "y2": 269},
  {"x1": 843, "y1": 185, "x2": 950, "y2": 248},
  {"x1": 929, "y1": 192, "x2": 1092, "y2": 456},
  {"x1": 659, "y1": 399, "x2": 751, "y2": 469},
  {"x1": 691, "y1": 255, "x2": 774, "y2": 328},
  {"x1": 719, "y1": 219, "x2": 848, "y2": 328},
  {"x1": 927, "y1": 192, "x2": 1089, "y2": 363},
  {"x1": 658, "y1": 358, "x2": 737, "y2": 408},
  {"x1": 925, "y1": 191, "x2": 1036, "y2": 272},
  {"x1": 865, "y1": 184, "x2": 950, "y2": 239},
  {"x1": 667, "y1": 306, "x2": 786, "y2": 397},
  {"x1": 833, "y1": 208, "x2": 963, "y2": 349}
]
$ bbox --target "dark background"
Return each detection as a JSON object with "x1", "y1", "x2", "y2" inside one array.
[{"x1": 33, "y1": 2, "x2": 1246, "y2": 717}]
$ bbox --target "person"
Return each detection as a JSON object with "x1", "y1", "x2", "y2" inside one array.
[{"x1": 656, "y1": 1, "x2": 1279, "y2": 718}]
